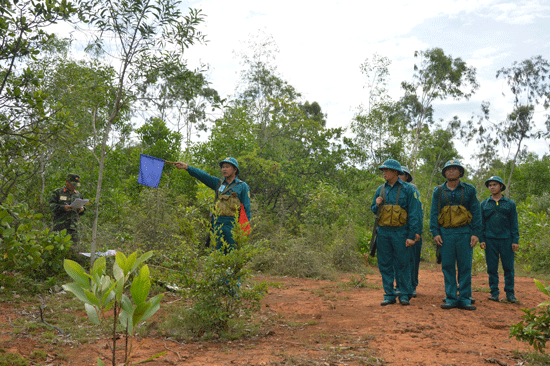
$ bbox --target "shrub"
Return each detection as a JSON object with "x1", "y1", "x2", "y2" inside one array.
[
  {"x1": 0, "y1": 194, "x2": 72, "y2": 284},
  {"x1": 510, "y1": 279, "x2": 550, "y2": 353}
]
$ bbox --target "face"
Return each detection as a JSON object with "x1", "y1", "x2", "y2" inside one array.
[
  {"x1": 65, "y1": 180, "x2": 77, "y2": 191},
  {"x1": 398, "y1": 173, "x2": 407, "y2": 182},
  {"x1": 488, "y1": 181, "x2": 503, "y2": 194},
  {"x1": 444, "y1": 166, "x2": 461, "y2": 181},
  {"x1": 221, "y1": 163, "x2": 237, "y2": 178},
  {"x1": 382, "y1": 168, "x2": 398, "y2": 182}
]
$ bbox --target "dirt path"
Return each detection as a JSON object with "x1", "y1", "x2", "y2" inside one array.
[{"x1": 1, "y1": 264, "x2": 547, "y2": 365}]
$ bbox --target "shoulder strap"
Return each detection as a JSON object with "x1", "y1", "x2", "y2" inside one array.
[
  {"x1": 395, "y1": 184, "x2": 402, "y2": 204},
  {"x1": 215, "y1": 180, "x2": 238, "y2": 201}
]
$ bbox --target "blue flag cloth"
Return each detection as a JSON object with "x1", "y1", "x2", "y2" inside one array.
[{"x1": 138, "y1": 154, "x2": 165, "y2": 188}]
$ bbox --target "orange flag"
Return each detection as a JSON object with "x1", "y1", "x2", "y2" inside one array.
[{"x1": 239, "y1": 203, "x2": 251, "y2": 235}]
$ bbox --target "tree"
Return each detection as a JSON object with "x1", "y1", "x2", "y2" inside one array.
[
  {"x1": 496, "y1": 56, "x2": 550, "y2": 190},
  {"x1": 75, "y1": 0, "x2": 207, "y2": 264},
  {"x1": 401, "y1": 48, "x2": 478, "y2": 179},
  {"x1": 0, "y1": 0, "x2": 78, "y2": 202},
  {"x1": 472, "y1": 56, "x2": 550, "y2": 191},
  {"x1": 350, "y1": 54, "x2": 408, "y2": 170}
]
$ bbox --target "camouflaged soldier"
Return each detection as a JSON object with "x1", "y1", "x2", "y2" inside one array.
[{"x1": 49, "y1": 174, "x2": 86, "y2": 245}]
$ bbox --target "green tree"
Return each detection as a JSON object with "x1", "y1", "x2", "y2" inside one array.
[
  {"x1": 75, "y1": 0, "x2": 207, "y2": 264},
  {"x1": 401, "y1": 48, "x2": 478, "y2": 179},
  {"x1": 0, "y1": 0, "x2": 78, "y2": 202}
]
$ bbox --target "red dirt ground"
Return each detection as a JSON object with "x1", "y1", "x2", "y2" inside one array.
[{"x1": 1, "y1": 263, "x2": 547, "y2": 365}]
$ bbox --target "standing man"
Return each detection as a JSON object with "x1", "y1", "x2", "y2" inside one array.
[
  {"x1": 429, "y1": 160, "x2": 482, "y2": 311},
  {"x1": 479, "y1": 176, "x2": 520, "y2": 303},
  {"x1": 371, "y1": 159, "x2": 421, "y2": 306},
  {"x1": 174, "y1": 157, "x2": 251, "y2": 253},
  {"x1": 49, "y1": 174, "x2": 86, "y2": 247},
  {"x1": 399, "y1": 167, "x2": 423, "y2": 297}
]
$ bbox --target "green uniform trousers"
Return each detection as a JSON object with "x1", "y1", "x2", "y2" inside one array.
[
  {"x1": 377, "y1": 229, "x2": 412, "y2": 302},
  {"x1": 485, "y1": 237, "x2": 515, "y2": 298},
  {"x1": 441, "y1": 232, "x2": 473, "y2": 307}
]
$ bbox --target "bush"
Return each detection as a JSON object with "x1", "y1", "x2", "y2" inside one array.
[
  {"x1": 0, "y1": 194, "x2": 72, "y2": 284},
  {"x1": 515, "y1": 201, "x2": 550, "y2": 272},
  {"x1": 510, "y1": 279, "x2": 550, "y2": 353},
  {"x1": 171, "y1": 223, "x2": 267, "y2": 338}
]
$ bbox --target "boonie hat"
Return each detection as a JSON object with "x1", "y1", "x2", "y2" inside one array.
[
  {"x1": 442, "y1": 159, "x2": 465, "y2": 178},
  {"x1": 485, "y1": 175, "x2": 506, "y2": 192},
  {"x1": 401, "y1": 166, "x2": 413, "y2": 182},
  {"x1": 378, "y1": 159, "x2": 404, "y2": 174}
]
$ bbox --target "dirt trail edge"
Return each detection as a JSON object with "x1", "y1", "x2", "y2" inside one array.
[{"x1": 1, "y1": 264, "x2": 546, "y2": 365}]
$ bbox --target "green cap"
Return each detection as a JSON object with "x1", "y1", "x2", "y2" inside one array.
[
  {"x1": 485, "y1": 175, "x2": 506, "y2": 191},
  {"x1": 67, "y1": 173, "x2": 81, "y2": 187}
]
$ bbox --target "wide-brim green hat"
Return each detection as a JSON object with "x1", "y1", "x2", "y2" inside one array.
[
  {"x1": 379, "y1": 159, "x2": 404, "y2": 174},
  {"x1": 485, "y1": 175, "x2": 506, "y2": 191},
  {"x1": 219, "y1": 157, "x2": 239, "y2": 175},
  {"x1": 442, "y1": 159, "x2": 465, "y2": 178},
  {"x1": 401, "y1": 166, "x2": 413, "y2": 182}
]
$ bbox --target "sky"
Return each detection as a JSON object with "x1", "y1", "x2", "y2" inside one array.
[{"x1": 179, "y1": 0, "x2": 550, "y2": 167}]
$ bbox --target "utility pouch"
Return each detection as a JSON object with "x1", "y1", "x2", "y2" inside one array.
[
  {"x1": 377, "y1": 184, "x2": 407, "y2": 227},
  {"x1": 437, "y1": 184, "x2": 472, "y2": 228},
  {"x1": 216, "y1": 192, "x2": 241, "y2": 217},
  {"x1": 438, "y1": 204, "x2": 472, "y2": 228},
  {"x1": 378, "y1": 205, "x2": 408, "y2": 227}
]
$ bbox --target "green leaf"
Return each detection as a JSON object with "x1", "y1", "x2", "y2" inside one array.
[
  {"x1": 132, "y1": 302, "x2": 152, "y2": 325},
  {"x1": 130, "y1": 265, "x2": 151, "y2": 305},
  {"x1": 92, "y1": 256, "x2": 106, "y2": 280},
  {"x1": 63, "y1": 283, "x2": 90, "y2": 304},
  {"x1": 115, "y1": 252, "x2": 128, "y2": 274},
  {"x1": 139, "y1": 294, "x2": 163, "y2": 323},
  {"x1": 131, "y1": 251, "x2": 154, "y2": 272},
  {"x1": 113, "y1": 261, "x2": 124, "y2": 281},
  {"x1": 1, "y1": 215, "x2": 14, "y2": 225},
  {"x1": 64, "y1": 259, "x2": 91, "y2": 288},
  {"x1": 84, "y1": 289, "x2": 100, "y2": 307},
  {"x1": 84, "y1": 303, "x2": 100, "y2": 325}
]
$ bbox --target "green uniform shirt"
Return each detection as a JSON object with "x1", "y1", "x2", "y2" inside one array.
[
  {"x1": 429, "y1": 181, "x2": 482, "y2": 237},
  {"x1": 49, "y1": 187, "x2": 85, "y2": 231},
  {"x1": 370, "y1": 178, "x2": 422, "y2": 240},
  {"x1": 187, "y1": 166, "x2": 251, "y2": 224},
  {"x1": 480, "y1": 196, "x2": 519, "y2": 244}
]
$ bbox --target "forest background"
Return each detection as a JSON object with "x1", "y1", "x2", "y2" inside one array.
[{"x1": 1, "y1": 0, "x2": 550, "y2": 292}]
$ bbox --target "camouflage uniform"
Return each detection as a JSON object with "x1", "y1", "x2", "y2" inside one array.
[{"x1": 49, "y1": 174, "x2": 85, "y2": 243}]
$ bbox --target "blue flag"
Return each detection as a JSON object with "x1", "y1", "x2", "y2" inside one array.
[{"x1": 138, "y1": 154, "x2": 165, "y2": 188}]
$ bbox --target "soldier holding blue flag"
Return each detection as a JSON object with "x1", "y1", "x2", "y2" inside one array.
[{"x1": 174, "y1": 157, "x2": 251, "y2": 253}]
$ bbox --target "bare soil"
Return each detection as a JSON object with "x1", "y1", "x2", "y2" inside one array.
[{"x1": 1, "y1": 263, "x2": 547, "y2": 365}]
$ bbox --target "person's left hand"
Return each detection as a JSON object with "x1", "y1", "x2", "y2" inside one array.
[
  {"x1": 512, "y1": 243, "x2": 519, "y2": 252},
  {"x1": 470, "y1": 235, "x2": 479, "y2": 247},
  {"x1": 77, "y1": 207, "x2": 84, "y2": 213},
  {"x1": 406, "y1": 239, "x2": 415, "y2": 247},
  {"x1": 415, "y1": 234, "x2": 421, "y2": 242}
]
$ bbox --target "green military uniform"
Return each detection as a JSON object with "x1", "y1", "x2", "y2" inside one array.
[
  {"x1": 429, "y1": 160, "x2": 482, "y2": 309},
  {"x1": 186, "y1": 157, "x2": 251, "y2": 253},
  {"x1": 371, "y1": 159, "x2": 422, "y2": 305},
  {"x1": 401, "y1": 167, "x2": 423, "y2": 296},
  {"x1": 480, "y1": 176, "x2": 519, "y2": 302},
  {"x1": 49, "y1": 174, "x2": 85, "y2": 243}
]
